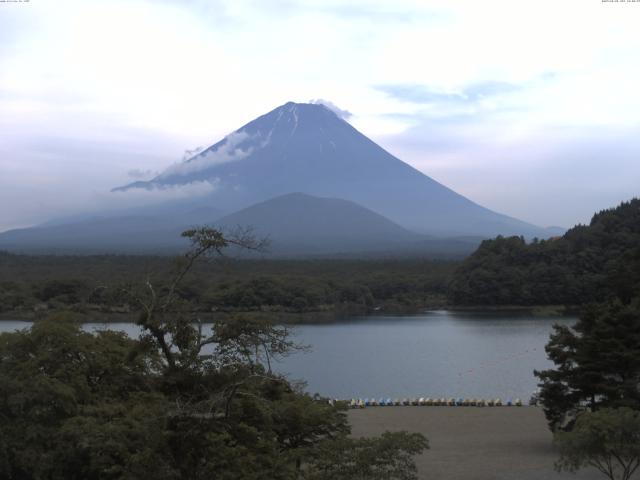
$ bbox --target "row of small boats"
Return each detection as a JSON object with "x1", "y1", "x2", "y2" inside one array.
[{"x1": 347, "y1": 397, "x2": 524, "y2": 408}]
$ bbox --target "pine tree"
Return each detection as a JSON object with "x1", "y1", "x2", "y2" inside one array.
[{"x1": 536, "y1": 298, "x2": 640, "y2": 430}]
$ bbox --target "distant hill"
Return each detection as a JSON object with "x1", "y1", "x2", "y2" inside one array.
[
  {"x1": 213, "y1": 192, "x2": 478, "y2": 256},
  {"x1": 448, "y1": 198, "x2": 640, "y2": 306},
  {"x1": 217, "y1": 192, "x2": 417, "y2": 250},
  {"x1": 0, "y1": 205, "x2": 223, "y2": 254},
  {"x1": 116, "y1": 101, "x2": 552, "y2": 239}
]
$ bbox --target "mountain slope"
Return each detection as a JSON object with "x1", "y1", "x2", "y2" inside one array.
[
  {"x1": 0, "y1": 192, "x2": 479, "y2": 257},
  {"x1": 215, "y1": 192, "x2": 421, "y2": 254},
  {"x1": 0, "y1": 206, "x2": 224, "y2": 254},
  {"x1": 117, "y1": 101, "x2": 550, "y2": 238}
]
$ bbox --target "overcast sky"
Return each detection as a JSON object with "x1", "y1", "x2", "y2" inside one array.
[{"x1": 1, "y1": 0, "x2": 639, "y2": 232}]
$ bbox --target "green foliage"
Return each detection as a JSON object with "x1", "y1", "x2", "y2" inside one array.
[
  {"x1": 0, "y1": 317, "x2": 166, "y2": 479},
  {"x1": 0, "y1": 228, "x2": 429, "y2": 479},
  {"x1": 449, "y1": 199, "x2": 640, "y2": 306},
  {"x1": 535, "y1": 299, "x2": 640, "y2": 430},
  {"x1": 555, "y1": 407, "x2": 640, "y2": 480},
  {"x1": 303, "y1": 431, "x2": 428, "y2": 480},
  {"x1": 35, "y1": 279, "x2": 88, "y2": 303},
  {"x1": 0, "y1": 313, "x2": 425, "y2": 479},
  {"x1": 0, "y1": 253, "x2": 455, "y2": 318}
]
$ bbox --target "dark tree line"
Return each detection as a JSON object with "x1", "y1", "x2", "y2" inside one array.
[
  {"x1": 449, "y1": 199, "x2": 640, "y2": 306},
  {"x1": 0, "y1": 253, "x2": 454, "y2": 319}
]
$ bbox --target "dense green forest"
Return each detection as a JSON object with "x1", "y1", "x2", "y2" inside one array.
[
  {"x1": 449, "y1": 199, "x2": 640, "y2": 306},
  {"x1": 0, "y1": 253, "x2": 455, "y2": 321}
]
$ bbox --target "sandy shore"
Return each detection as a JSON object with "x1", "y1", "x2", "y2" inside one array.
[{"x1": 348, "y1": 406, "x2": 611, "y2": 480}]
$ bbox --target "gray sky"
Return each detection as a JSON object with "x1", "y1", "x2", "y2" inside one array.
[{"x1": 1, "y1": 0, "x2": 639, "y2": 232}]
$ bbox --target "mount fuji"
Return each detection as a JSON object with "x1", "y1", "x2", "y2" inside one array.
[
  {"x1": 0, "y1": 101, "x2": 557, "y2": 255},
  {"x1": 116, "y1": 101, "x2": 548, "y2": 237}
]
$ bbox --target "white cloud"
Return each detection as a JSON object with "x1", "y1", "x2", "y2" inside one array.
[
  {"x1": 309, "y1": 99, "x2": 352, "y2": 120},
  {"x1": 105, "y1": 179, "x2": 219, "y2": 207},
  {"x1": 157, "y1": 130, "x2": 257, "y2": 178}
]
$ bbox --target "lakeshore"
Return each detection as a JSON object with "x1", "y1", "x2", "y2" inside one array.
[
  {"x1": 0, "y1": 304, "x2": 575, "y2": 325},
  {"x1": 348, "y1": 407, "x2": 606, "y2": 480}
]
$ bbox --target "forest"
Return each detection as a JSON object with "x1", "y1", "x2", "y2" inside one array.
[
  {"x1": 0, "y1": 253, "x2": 455, "y2": 322},
  {"x1": 448, "y1": 199, "x2": 640, "y2": 306}
]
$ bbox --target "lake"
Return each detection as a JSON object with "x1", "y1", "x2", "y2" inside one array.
[{"x1": 0, "y1": 310, "x2": 574, "y2": 400}]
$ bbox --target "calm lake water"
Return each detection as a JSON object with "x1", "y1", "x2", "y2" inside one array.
[{"x1": 0, "y1": 311, "x2": 575, "y2": 400}]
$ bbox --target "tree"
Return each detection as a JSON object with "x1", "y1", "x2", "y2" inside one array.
[
  {"x1": 0, "y1": 226, "x2": 430, "y2": 479},
  {"x1": 448, "y1": 198, "x2": 640, "y2": 307},
  {"x1": 123, "y1": 226, "x2": 268, "y2": 370},
  {"x1": 0, "y1": 314, "x2": 170, "y2": 480},
  {"x1": 555, "y1": 408, "x2": 640, "y2": 480},
  {"x1": 303, "y1": 431, "x2": 428, "y2": 480},
  {"x1": 535, "y1": 298, "x2": 640, "y2": 430}
]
